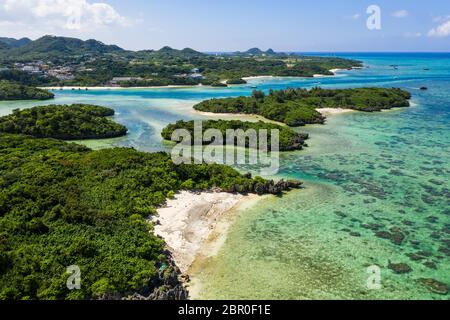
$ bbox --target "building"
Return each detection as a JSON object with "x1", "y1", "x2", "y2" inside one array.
[
  {"x1": 189, "y1": 73, "x2": 204, "y2": 80},
  {"x1": 23, "y1": 66, "x2": 40, "y2": 73}
]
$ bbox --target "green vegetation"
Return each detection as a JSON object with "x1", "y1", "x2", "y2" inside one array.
[
  {"x1": 211, "y1": 82, "x2": 228, "y2": 87},
  {"x1": 0, "y1": 81, "x2": 54, "y2": 101},
  {"x1": 0, "y1": 36, "x2": 362, "y2": 87},
  {"x1": 198, "y1": 56, "x2": 361, "y2": 82},
  {"x1": 162, "y1": 120, "x2": 309, "y2": 151},
  {"x1": 0, "y1": 70, "x2": 57, "y2": 87},
  {"x1": 194, "y1": 87, "x2": 411, "y2": 126},
  {"x1": 3, "y1": 35, "x2": 124, "y2": 61},
  {"x1": 0, "y1": 37, "x2": 31, "y2": 49},
  {"x1": 0, "y1": 133, "x2": 298, "y2": 300},
  {"x1": 226, "y1": 78, "x2": 247, "y2": 85},
  {"x1": 0, "y1": 104, "x2": 127, "y2": 140},
  {"x1": 118, "y1": 77, "x2": 199, "y2": 88}
]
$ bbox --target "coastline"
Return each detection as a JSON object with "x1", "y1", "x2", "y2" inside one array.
[
  {"x1": 40, "y1": 68, "x2": 354, "y2": 91},
  {"x1": 316, "y1": 108, "x2": 355, "y2": 116},
  {"x1": 192, "y1": 109, "x2": 288, "y2": 126},
  {"x1": 193, "y1": 108, "x2": 354, "y2": 124},
  {"x1": 152, "y1": 191, "x2": 262, "y2": 276},
  {"x1": 40, "y1": 84, "x2": 204, "y2": 90}
]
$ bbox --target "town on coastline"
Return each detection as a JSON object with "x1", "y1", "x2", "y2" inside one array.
[{"x1": 0, "y1": 36, "x2": 362, "y2": 89}]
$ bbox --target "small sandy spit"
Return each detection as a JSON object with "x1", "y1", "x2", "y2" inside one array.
[
  {"x1": 316, "y1": 108, "x2": 355, "y2": 116},
  {"x1": 152, "y1": 191, "x2": 259, "y2": 274}
]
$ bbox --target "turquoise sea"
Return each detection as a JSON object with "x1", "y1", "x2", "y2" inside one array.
[{"x1": 1, "y1": 53, "x2": 449, "y2": 299}]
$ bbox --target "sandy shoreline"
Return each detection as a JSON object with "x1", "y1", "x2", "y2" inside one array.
[
  {"x1": 192, "y1": 109, "x2": 287, "y2": 126},
  {"x1": 194, "y1": 108, "x2": 353, "y2": 124},
  {"x1": 41, "y1": 69, "x2": 355, "y2": 91},
  {"x1": 316, "y1": 108, "x2": 355, "y2": 116},
  {"x1": 40, "y1": 84, "x2": 203, "y2": 90},
  {"x1": 242, "y1": 75, "x2": 275, "y2": 81},
  {"x1": 152, "y1": 191, "x2": 260, "y2": 274}
]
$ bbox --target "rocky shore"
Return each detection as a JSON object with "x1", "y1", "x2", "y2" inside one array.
[{"x1": 150, "y1": 181, "x2": 303, "y2": 300}]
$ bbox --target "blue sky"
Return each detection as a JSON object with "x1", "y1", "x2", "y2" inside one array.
[{"x1": 0, "y1": 0, "x2": 449, "y2": 51}]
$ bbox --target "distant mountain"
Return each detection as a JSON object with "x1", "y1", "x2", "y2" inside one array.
[
  {"x1": 5, "y1": 35, "x2": 125, "y2": 60},
  {"x1": 232, "y1": 48, "x2": 282, "y2": 57},
  {"x1": 245, "y1": 48, "x2": 265, "y2": 55},
  {"x1": 0, "y1": 42, "x2": 10, "y2": 51},
  {"x1": 151, "y1": 46, "x2": 205, "y2": 58},
  {"x1": 0, "y1": 37, "x2": 32, "y2": 49}
]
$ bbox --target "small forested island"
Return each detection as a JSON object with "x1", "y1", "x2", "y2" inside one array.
[
  {"x1": 0, "y1": 104, "x2": 127, "y2": 140},
  {"x1": 0, "y1": 80, "x2": 54, "y2": 100},
  {"x1": 0, "y1": 133, "x2": 301, "y2": 299},
  {"x1": 162, "y1": 120, "x2": 309, "y2": 151},
  {"x1": 226, "y1": 78, "x2": 248, "y2": 85},
  {"x1": 194, "y1": 87, "x2": 412, "y2": 126}
]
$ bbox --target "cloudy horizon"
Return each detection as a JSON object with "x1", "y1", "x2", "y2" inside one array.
[{"x1": 0, "y1": 0, "x2": 449, "y2": 52}]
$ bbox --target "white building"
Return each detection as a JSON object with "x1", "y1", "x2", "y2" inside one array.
[
  {"x1": 22, "y1": 66, "x2": 40, "y2": 73},
  {"x1": 189, "y1": 73, "x2": 204, "y2": 80}
]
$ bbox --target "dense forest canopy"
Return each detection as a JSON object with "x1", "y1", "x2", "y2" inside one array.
[
  {"x1": 0, "y1": 104, "x2": 127, "y2": 140},
  {"x1": 0, "y1": 80, "x2": 54, "y2": 101},
  {"x1": 162, "y1": 120, "x2": 309, "y2": 151},
  {"x1": 0, "y1": 35, "x2": 125, "y2": 60},
  {"x1": 0, "y1": 134, "x2": 302, "y2": 299},
  {"x1": 194, "y1": 87, "x2": 412, "y2": 126},
  {"x1": 0, "y1": 70, "x2": 57, "y2": 87},
  {"x1": 0, "y1": 133, "x2": 301, "y2": 300}
]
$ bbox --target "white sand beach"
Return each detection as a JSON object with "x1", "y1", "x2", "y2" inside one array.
[
  {"x1": 40, "y1": 84, "x2": 203, "y2": 91},
  {"x1": 242, "y1": 75, "x2": 274, "y2": 81},
  {"x1": 152, "y1": 191, "x2": 259, "y2": 274},
  {"x1": 316, "y1": 108, "x2": 355, "y2": 116},
  {"x1": 192, "y1": 109, "x2": 287, "y2": 126}
]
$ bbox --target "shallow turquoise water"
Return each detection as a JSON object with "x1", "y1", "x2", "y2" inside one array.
[{"x1": 0, "y1": 53, "x2": 448, "y2": 299}]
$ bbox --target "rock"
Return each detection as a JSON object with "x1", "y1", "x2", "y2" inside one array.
[
  {"x1": 349, "y1": 232, "x2": 361, "y2": 237},
  {"x1": 388, "y1": 262, "x2": 412, "y2": 274},
  {"x1": 438, "y1": 246, "x2": 450, "y2": 256},
  {"x1": 417, "y1": 278, "x2": 448, "y2": 295},
  {"x1": 375, "y1": 228, "x2": 405, "y2": 245},
  {"x1": 181, "y1": 274, "x2": 191, "y2": 283},
  {"x1": 423, "y1": 261, "x2": 437, "y2": 269},
  {"x1": 127, "y1": 256, "x2": 189, "y2": 300}
]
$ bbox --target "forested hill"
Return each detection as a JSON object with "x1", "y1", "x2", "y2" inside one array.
[
  {"x1": 0, "y1": 36, "x2": 362, "y2": 87},
  {"x1": 4, "y1": 35, "x2": 126, "y2": 60},
  {"x1": 0, "y1": 104, "x2": 127, "y2": 140},
  {"x1": 0, "y1": 37, "x2": 32, "y2": 49},
  {"x1": 194, "y1": 87, "x2": 412, "y2": 126},
  {"x1": 0, "y1": 81, "x2": 54, "y2": 101},
  {"x1": 0, "y1": 133, "x2": 301, "y2": 299}
]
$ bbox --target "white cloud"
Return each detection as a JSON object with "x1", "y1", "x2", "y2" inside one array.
[
  {"x1": 428, "y1": 19, "x2": 450, "y2": 37},
  {"x1": 403, "y1": 32, "x2": 422, "y2": 38},
  {"x1": 351, "y1": 14, "x2": 360, "y2": 20},
  {"x1": 392, "y1": 10, "x2": 409, "y2": 18},
  {"x1": 0, "y1": 0, "x2": 131, "y2": 32}
]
